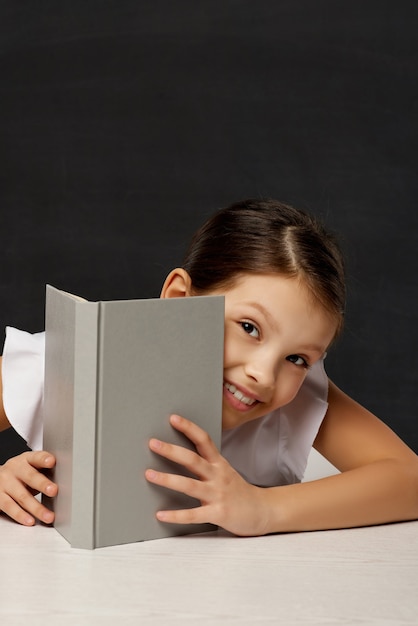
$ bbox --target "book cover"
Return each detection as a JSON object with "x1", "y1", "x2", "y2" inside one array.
[{"x1": 43, "y1": 285, "x2": 224, "y2": 548}]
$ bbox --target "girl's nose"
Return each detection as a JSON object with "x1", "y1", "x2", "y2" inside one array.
[{"x1": 244, "y1": 356, "x2": 278, "y2": 391}]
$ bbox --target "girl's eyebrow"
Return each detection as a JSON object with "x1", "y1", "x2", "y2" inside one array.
[{"x1": 244, "y1": 301, "x2": 279, "y2": 331}]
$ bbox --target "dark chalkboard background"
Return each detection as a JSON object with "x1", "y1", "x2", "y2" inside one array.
[{"x1": 1, "y1": 1, "x2": 417, "y2": 463}]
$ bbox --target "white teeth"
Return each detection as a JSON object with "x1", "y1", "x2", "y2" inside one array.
[{"x1": 224, "y1": 382, "x2": 256, "y2": 406}]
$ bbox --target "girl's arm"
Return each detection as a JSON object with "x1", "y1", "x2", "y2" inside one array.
[
  {"x1": 145, "y1": 387, "x2": 418, "y2": 535},
  {"x1": 0, "y1": 357, "x2": 11, "y2": 432},
  {"x1": 265, "y1": 381, "x2": 418, "y2": 532},
  {"x1": 0, "y1": 357, "x2": 58, "y2": 526}
]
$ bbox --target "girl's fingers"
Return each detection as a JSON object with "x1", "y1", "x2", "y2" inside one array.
[
  {"x1": 148, "y1": 438, "x2": 208, "y2": 478},
  {"x1": 0, "y1": 451, "x2": 57, "y2": 526},
  {"x1": 14, "y1": 485, "x2": 55, "y2": 523},
  {"x1": 4, "y1": 452, "x2": 58, "y2": 496},
  {"x1": 145, "y1": 468, "x2": 209, "y2": 503},
  {"x1": 0, "y1": 494, "x2": 36, "y2": 526},
  {"x1": 23, "y1": 450, "x2": 56, "y2": 470},
  {"x1": 145, "y1": 465, "x2": 213, "y2": 524},
  {"x1": 148, "y1": 416, "x2": 220, "y2": 478},
  {"x1": 155, "y1": 505, "x2": 211, "y2": 526},
  {"x1": 24, "y1": 466, "x2": 58, "y2": 498},
  {"x1": 5, "y1": 496, "x2": 54, "y2": 525},
  {"x1": 169, "y1": 414, "x2": 220, "y2": 462},
  {"x1": 0, "y1": 480, "x2": 55, "y2": 525}
]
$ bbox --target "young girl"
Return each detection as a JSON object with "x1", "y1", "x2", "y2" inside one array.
[{"x1": 1, "y1": 198, "x2": 418, "y2": 534}]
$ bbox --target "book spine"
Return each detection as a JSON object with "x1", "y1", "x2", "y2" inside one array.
[{"x1": 70, "y1": 300, "x2": 100, "y2": 548}]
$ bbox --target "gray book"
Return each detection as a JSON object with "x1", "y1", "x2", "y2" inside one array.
[{"x1": 42, "y1": 285, "x2": 224, "y2": 549}]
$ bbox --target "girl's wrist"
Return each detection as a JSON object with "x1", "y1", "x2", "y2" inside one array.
[{"x1": 251, "y1": 485, "x2": 285, "y2": 536}]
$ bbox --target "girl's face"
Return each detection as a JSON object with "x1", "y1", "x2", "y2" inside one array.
[
  {"x1": 210, "y1": 274, "x2": 337, "y2": 430},
  {"x1": 161, "y1": 270, "x2": 337, "y2": 431}
]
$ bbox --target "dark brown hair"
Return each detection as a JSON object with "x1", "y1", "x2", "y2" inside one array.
[{"x1": 183, "y1": 198, "x2": 346, "y2": 335}]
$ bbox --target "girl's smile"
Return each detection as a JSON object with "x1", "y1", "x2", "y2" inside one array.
[{"x1": 223, "y1": 380, "x2": 259, "y2": 410}]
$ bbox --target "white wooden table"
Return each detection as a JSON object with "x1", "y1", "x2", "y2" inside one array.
[{"x1": 0, "y1": 515, "x2": 417, "y2": 625}]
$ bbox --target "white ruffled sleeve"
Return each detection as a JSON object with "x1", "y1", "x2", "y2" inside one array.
[{"x1": 2, "y1": 327, "x2": 45, "y2": 451}]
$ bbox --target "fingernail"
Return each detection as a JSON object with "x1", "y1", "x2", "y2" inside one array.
[
  {"x1": 42, "y1": 510, "x2": 54, "y2": 523},
  {"x1": 45, "y1": 483, "x2": 55, "y2": 496},
  {"x1": 146, "y1": 470, "x2": 157, "y2": 480},
  {"x1": 149, "y1": 439, "x2": 162, "y2": 450}
]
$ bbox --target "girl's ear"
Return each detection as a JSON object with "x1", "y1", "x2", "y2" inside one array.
[{"x1": 160, "y1": 268, "x2": 193, "y2": 299}]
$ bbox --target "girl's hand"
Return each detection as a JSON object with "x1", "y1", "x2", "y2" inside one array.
[
  {"x1": 0, "y1": 451, "x2": 58, "y2": 526},
  {"x1": 145, "y1": 415, "x2": 269, "y2": 537}
]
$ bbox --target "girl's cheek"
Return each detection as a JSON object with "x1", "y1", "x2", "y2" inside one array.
[
  {"x1": 223, "y1": 334, "x2": 242, "y2": 368},
  {"x1": 222, "y1": 329, "x2": 234, "y2": 363}
]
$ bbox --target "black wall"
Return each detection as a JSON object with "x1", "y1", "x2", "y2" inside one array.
[{"x1": 1, "y1": 1, "x2": 417, "y2": 463}]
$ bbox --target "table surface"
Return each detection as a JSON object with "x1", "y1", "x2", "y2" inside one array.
[{"x1": 0, "y1": 515, "x2": 417, "y2": 625}]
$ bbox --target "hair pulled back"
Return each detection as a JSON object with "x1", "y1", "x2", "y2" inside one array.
[{"x1": 183, "y1": 198, "x2": 346, "y2": 334}]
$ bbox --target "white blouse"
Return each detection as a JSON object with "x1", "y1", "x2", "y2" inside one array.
[{"x1": 2, "y1": 327, "x2": 329, "y2": 486}]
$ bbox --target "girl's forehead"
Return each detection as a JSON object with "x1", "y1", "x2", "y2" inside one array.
[
  {"x1": 219, "y1": 272, "x2": 305, "y2": 296},
  {"x1": 221, "y1": 275, "x2": 309, "y2": 314}
]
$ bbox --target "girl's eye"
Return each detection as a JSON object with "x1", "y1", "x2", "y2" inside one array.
[
  {"x1": 286, "y1": 354, "x2": 309, "y2": 368},
  {"x1": 240, "y1": 321, "x2": 260, "y2": 338}
]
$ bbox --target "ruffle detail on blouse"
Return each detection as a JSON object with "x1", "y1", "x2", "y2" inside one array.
[{"x1": 2, "y1": 327, "x2": 45, "y2": 451}]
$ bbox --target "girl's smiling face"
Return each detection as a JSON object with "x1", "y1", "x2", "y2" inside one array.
[
  {"x1": 161, "y1": 269, "x2": 337, "y2": 431},
  {"x1": 211, "y1": 273, "x2": 337, "y2": 430}
]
